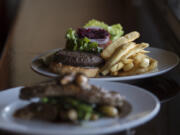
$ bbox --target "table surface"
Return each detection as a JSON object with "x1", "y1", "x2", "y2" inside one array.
[{"x1": 0, "y1": 0, "x2": 180, "y2": 135}]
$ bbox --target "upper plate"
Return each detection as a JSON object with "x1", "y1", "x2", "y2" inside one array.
[
  {"x1": 31, "y1": 47, "x2": 179, "y2": 81},
  {"x1": 0, "y1": 81, "x2": 160, "y2": 135}
]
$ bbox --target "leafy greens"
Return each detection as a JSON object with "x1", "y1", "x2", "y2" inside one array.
[
  {"x1": 65, "y1": 28, "x2": 102, "y2": 53},
  {"x1": 84, "y1": 19, "x2": 124, "y2": 41}
]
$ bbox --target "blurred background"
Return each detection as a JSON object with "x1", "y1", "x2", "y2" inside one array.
[
  {"x1": 0, "y1": 0, "x2": 179, "y2": 135},
  {"x1": 0, "y1": 0, "x2": 20, "y2": 55},
  {"x1": 0, "y1": 0, "x2": 179, "y2": 54}
]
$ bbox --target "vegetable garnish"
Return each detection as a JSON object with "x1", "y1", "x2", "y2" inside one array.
[
  {"x1": 65, "y1": 28, "x2": 102, "y2": 53},
  {"x1": 84, "y1": 19, "x2": 124, "y2": 41},
  {"x1": 41, "y1": 97, "x2": 99, "y2": 121},
  {"x1": 65, "y1": 19, "x2": 124, "y2": 53},
  {"x1": 14, "y1": 73, "x2": 128, "y2": 123}
]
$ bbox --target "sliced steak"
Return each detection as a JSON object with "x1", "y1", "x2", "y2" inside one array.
[
  {"x1": 53, "y1": 50, "x2": 104, "y2": 67},
  {"x1": 20, "y1": 79, "x2": 124, "y2": 107},
  {"x1": 14, "y1": 103, "x2": 58, "y2": 121}
]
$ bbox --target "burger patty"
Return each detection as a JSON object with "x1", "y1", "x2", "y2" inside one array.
[{"x1": 53, "y1": 50, "x2": 104, "y2": 67}]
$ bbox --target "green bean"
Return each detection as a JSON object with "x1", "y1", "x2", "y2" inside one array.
[
  {"x1": 84, "y1": 112, "x2": 92, "y2": 121},
  {"x1": 41, "y1": 97, "x2": 49, "y2": 103},
  {"x1": 65, "y1": 98, "x2": 93, "y2": 112},
  {"x1": 78, "y1": 104, "x2": 92, "y2": 112},
  {"x1": 41, "y1": 97, "x2": 59, "y2": 104},
  {"x1": 41, "y1": 97, "x2": 95, "y2": 121}
]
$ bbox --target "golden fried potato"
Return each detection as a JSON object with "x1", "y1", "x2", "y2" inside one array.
[
  {"x1": 101, "y1": 31, "x2": 140, "y2": 59},
  {"x1": 101, "y1": 42, "x2": 136, "y2": 75},
  {"x1": 122, "y1": 43, "x2": 149, "y2": 59},
  {"x1": 110, "y1": 62, "x2": 124, "y2": 72},
  {"x1": 101, "y1": 69, "x2": 110, "y2": 76},
  {"x1": 100, "y1": 31, "x2": 158, "y2": 77},
  {"x1": 148, "y1": 58, "x2": 158, "y2": 72},
  {"x1": 123, "y1": 62, "x2": 134, "y2": 72},
  {"x1": 118, "y1": 66, "x2": 148, "y2": 76},
  {"x1": 106, "y1": 42, "x2": 136, "y2": 67},
  {"x1": 135, "y1": 58, "x2": 158, "y2": 73},
  {"x1": 139, "y1": 50, "x2": 150, "y2": 54},
  {"x1": 133, "y1": 53, "x2": 146, "y2": 65},
  {"x1": 139, "y1": 57, "x2": 150, "y2": 68},
  {"x1": 121, "y1": 58, "x2": 133, "y2": 64},
  {"x1": 110, "y1": 71, "x2": 119, "y2": 76},
  {"x1": 118, "y1": 57, "x2": 158, "y2": 76}
]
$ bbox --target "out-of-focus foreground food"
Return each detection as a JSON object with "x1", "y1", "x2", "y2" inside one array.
[{"x1": 14, "y1": 73, "x2": 129, "y2": 123}]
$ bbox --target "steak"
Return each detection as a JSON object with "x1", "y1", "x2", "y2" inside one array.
[
  {"x1": 14, "y1": 74, "x2": 127, "y2": 121},
  {"x1": 14, "y1": 103, "x2": 58, "y2": 121},
  {"x1": 53, "y1": 50, "x2": 104, "y2": 67},
  {"x1": 20, "y1": 79, "x2": 124, "y2": 107}
]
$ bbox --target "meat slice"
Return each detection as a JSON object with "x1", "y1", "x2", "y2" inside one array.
[
  {"x1": 14, "y1": 103, "x2": 58, "y2": 121},
  {"x1": 20, "y1": 79, "x2": 124, "y2": 107}
]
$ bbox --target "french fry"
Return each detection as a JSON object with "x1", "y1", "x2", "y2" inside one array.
[
  {"x1": 101, "y1": 31, "x2": 140, "y2": 59},
  {"x1": 139, "y1": 50, "x2": 150, "y2": 54},
  {"x1": 136, "y1": 58, "x2": 158, "y2": 73},
  {"x1": 123, "y1": 62, "x2": 134, "y2": 72},
  {"x1": 101, "y1": 68, "x2": 109, "y2": 76},
  {"x1": 121, "y1": 58, "x2": 133, "y2": 64},
  {"x1": 133, "y1": 53, "x2": 146, "y2": 65},
  {"x1": 148, "y1": 58, "x2": 158, "y2": 72},
  {"x1": 101, "y1": 42, "x2": 136, "y2": 75},
  {"x1": 110, "y1": 71, "x2": 119, "y2": 76},
  {"x1": 118, "y1": 57, "x2": 158, "y2": 76},
  {"x1": 110, "y1": 62, "x2": 124, "y2": 72},
  {"x1": 118, "y1": 66, "x2": 148, "y2": 76},
  {"x1": 99, "y1": 31, "x2": 158, "y2": 77},
  {"x1": 122, "y1": 43, "x2": 149, "y2": 59},
  {"x1": 139, "y1": 57, "x2": 150, "y2": 68},
  {"x1": 106, "y1": 42, "x2": 136, "y2": 67}
]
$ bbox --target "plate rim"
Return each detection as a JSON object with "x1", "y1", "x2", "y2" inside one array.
[
  {"x1": 31, "y1": 47, "x2": 179, "y2": 81},
  {"x1": 0, "y1": 83, "x2": 160, "y2": 135}
]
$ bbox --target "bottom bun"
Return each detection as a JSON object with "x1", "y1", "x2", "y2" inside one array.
[{"x1": 49, "y1": 62, "x2": 99, "y2": 77}]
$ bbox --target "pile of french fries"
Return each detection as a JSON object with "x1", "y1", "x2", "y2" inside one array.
[{"x1": 100, "y1": 31, "x2": 158, "y2": 76}]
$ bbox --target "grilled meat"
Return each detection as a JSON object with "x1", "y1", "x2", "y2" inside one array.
[
  {"x1": 14, "y1": 73, "x2": 129, "y2": 122},
  {"x1": 14, "y1": 103, "x2": 58, "y2": 121},
  {"x1": 53, "y1": 50, "x2": 104, "y2": 67},
  {"x1": 20, "y1": 74, "x2": 124, "y2": 107}
]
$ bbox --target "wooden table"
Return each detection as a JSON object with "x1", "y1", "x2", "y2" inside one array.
[{"x1": 0, "y1": 0, "x2": 180, "y2": 135}]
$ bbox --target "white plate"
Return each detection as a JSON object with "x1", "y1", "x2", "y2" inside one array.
[
  {"x1": 0, "y1": 82, "x2": 160, "y2": 135},
  {"x1": 31, "y1": 47, "x2": 179, "y2": 81}
]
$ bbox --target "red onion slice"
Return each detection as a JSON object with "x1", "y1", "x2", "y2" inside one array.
[
  {"x1": 89, "y1": 36, "x2": 110, "y2": 45},
  {"x1": 77, "y1": 27, "x2": 110, "y2": 45}
]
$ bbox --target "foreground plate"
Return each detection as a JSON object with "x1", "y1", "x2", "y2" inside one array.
[
  {"x1": 31, "y1": 47, "x2": 179, "y2": 81},
  {"x1": 0, "y1": 82, "x2": 160, "y2": 135}
]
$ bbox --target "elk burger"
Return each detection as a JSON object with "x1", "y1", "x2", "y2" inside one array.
[{"x1": 49, "y1": 19, "x2": 124, "y2": 77}]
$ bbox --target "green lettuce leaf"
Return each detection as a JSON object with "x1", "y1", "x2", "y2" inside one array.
[
  {"x1": 65, "y1": 28, "x2": 78, "y2": 51},
  {"x1": 84, "y1": 19, "x2": 124, "y2": 41},
  {"x1": 84, "y1": 19, "x2": 109, "y2": 30},
  {"x1": 65, "y1": 28, "x2": 102, "y2": 53}
]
